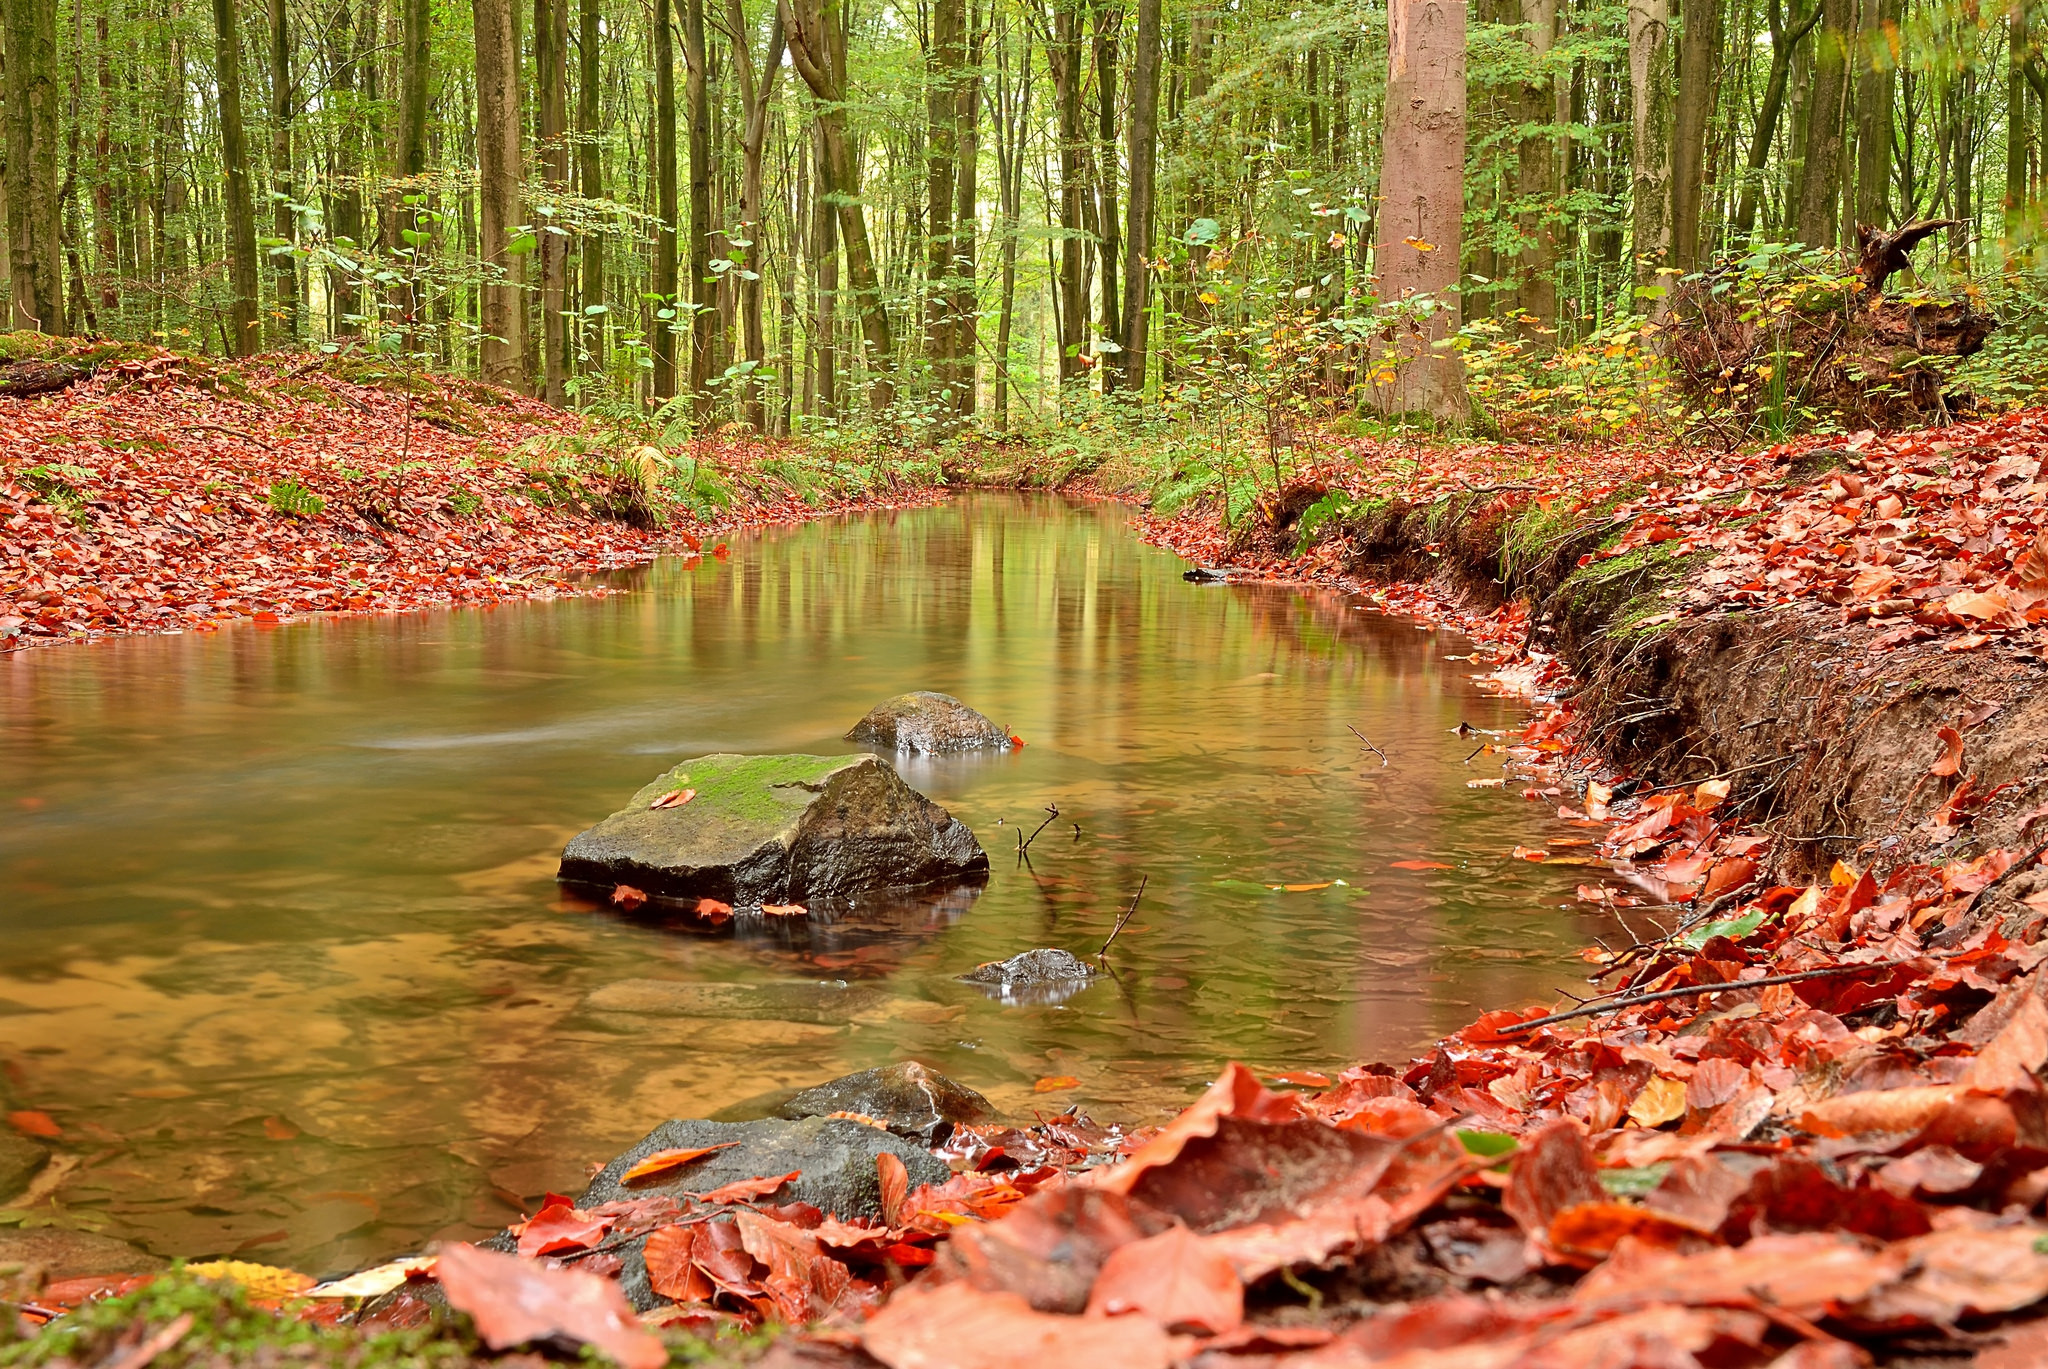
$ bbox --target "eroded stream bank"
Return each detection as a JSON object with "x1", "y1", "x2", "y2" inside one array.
[{"x1": 0, "y1": 493, "x2": 1611, "y2": 1275}]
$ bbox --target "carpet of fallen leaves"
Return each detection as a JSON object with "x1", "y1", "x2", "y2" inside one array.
[{"x1": 0, "y1": 352, "x2": 937, "y2": 650}]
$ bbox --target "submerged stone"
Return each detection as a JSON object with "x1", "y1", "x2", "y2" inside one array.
[
  {"x1": 0, "y1": 1227, "x2": 165, "y2": 1278},
  {"x1": 557, "y1": 752, "x2": 988, "y2": 906},
  {"x1": 578, "y1": 1116, "x2": 950, "y2": 1311},
  {"x1": 845, "y1": 692, "x2": 1014, "y2": 755},
  {"x1": 581, "y1": 977, "x2": 888, "y2": 1023},
  {"x1": 958, "y1": 948, "x2": 1099, "y2": 1004},
  {"x1": 777, "y1": 1061, "x2": 996, "y2": 1146},
  {"x1": 0, "y1": 1130, "x2": 48, "y2": 1199}
]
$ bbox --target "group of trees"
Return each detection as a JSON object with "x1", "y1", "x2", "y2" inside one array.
[{"x1": 0, "y1": 0, "x2": 2038, "y2": 428}]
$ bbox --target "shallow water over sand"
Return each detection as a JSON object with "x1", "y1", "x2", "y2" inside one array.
[{"x1": 0, "y1": 493, "x2": 1613, "y2": 1274}]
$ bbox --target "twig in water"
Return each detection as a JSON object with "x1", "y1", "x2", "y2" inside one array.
[
  {"x1": 1348, "y1": 725, "x2": 1389, "y2": 766},
  {"x1": 1496, "y1": 959, "x2": 1911, "y2": 1036},
  {"x1": 1020, "y1": 803, "x2": 1061, "y2": 855},
  {"x1": 1099, "y1": 876, "x2": 1149, "y2": 958}
]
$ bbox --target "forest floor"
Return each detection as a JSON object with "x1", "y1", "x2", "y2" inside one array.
[{"x1": 12, "y1": 352, "x2": 2048, "y2": 1365}]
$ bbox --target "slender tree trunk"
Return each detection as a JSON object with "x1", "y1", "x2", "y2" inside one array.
[
  {"x1": 577, "y1": 0, "x2": 604, "y2": 370},
  {"x1": 1670, "y1": 0, "x2": 1721, "y2": 268},
  {"x1": 1795, "y1": 0, "x2": 1853, "y2": 245},
  {"x1": 392, "y1": 0, "x2": 430, "y2": 336},
  {"x1": 652, "y1": 0, "x2": 678, "y2": 399},
  {"x1": 1049, "y1": 0, "x2": 1086, "y2": 383},
  {"x1": 211, "y1": 0, "x2": 259, "y2": 353},
  {"x1": 729, "y1": 0, "x2": 784, "y2": 430},
  {"x1": 326, "y1": 0, "x2": 364, "y2": 334},
  {"x1": 1852, "y1": 0, "x2": 1895, "y2": 232},
  {"x1": 1118, "y1": 0, "x2": 1158, "y2": 395},
  {"x1": 685, "y1": 0, "x2": 713, "y2": 416},
  {"x1": 1374, "y1": 0, "x2": 1466, "y2": 421},
  {"x1": 1515, "y1": 0, "x2": 1559, "y2": 330},
  {"x1": 993, "y1": 12, "x2": 1031, "y2": 428},
  {"x1": 93, "y1": 14, "x2": 118, "y2": 313},
  {"x1": 536, "y1": 0, "x2": 568, "y2": 402},
  {"x1": 1734, "y1": 0, "x2": 1821, "y2": 238},
  {"x1": 925, "y1": 0, "x2": 962, "y2": 410},
  {"x1": 1093, "y1": 0, "x2": 1121, "y2": 360},
  {"x1": 2010, "y1": 0, "x2": 2030, "y2": 239},
  {"x1": 473, "y1": 0, "x2": 525, "y2": 388},
  {"x1": 1629, "y1": 0, "x2": 1674, "y2": 291},
  {"x1": 951, "y1": 7, "x2": 986, "y2": 415},
  {"x1": 267, "y1": 0, "x2": 297, "y2": 340},
  {"x1": 4, "y1": 0, "x2": 66, "y2": 332},
  {"x1": 808, "y1": 118, "x2": 837, "y2": 417}
]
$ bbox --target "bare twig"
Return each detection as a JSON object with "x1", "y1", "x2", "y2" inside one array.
[
  {"x1": 1496, "y1": 959, "x2": 1911, "y2": 1036},
  {"x1": 1020, "y1": 803, "x2": 1060, "y2": 855},
  {"x1": 1098, "y1": 876, "x2": 1149, "y2": 958},
  {"x1": 1347, "y1": 725, "x2": 1388, "y2": 766}
]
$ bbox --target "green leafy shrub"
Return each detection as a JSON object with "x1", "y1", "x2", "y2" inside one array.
[{"x1": 266, "y1": 479, "x2": 326, "y2": 518}]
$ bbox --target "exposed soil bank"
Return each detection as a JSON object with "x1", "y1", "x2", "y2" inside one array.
[{"x1": 1135, "y1": 411, "x2": 2048, "y2": 895}]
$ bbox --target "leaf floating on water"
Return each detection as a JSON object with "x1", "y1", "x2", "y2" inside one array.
[
  {"x1": 435, "y1": 1242, "x2": 664, "y2": 1369},
  {"x1": 760, "y1": 903, "x2": 808, "y2": 918},
  {"x1": 620, "y1": 1143, "x2": 740, "y2": 1184},
  {"x1": 693, "y1": 898, "x2": 735, "y2": 925},
  {"x1": 262, "y1": 1116, "x2": 298, "y2": 1141},
  {"x1": 1272, "y1": 881, "x2": 1333, "y2": 892},
  {"x1": 1467, "y1": 777, "x2": 1505, "y2": 788},
  {"x1": 690, "y1": 1171, "x2": 800, "y2": 1205},
  {"x1": 1009, "y1": 734, "x2": 1026, "y2": 749},
  {"x1": 1033, "y1": 1075, "x2": 1081, "y2": 1093},
  {"x1": 649, "y1": 787, "x2": 696, "y2": 810},
  {"x1": 609, "y1": 885, "x2": 647, "y2": 911},
  {"x1": 7, "y1": 1110, "x2": 61, "y2": 1138},
  {"x1": 1510, "y1": 846, "x2": 1549, "y2": 861},
  {"x1": 1390, "y1": 860, "x2": 1455, "y2": 871}
]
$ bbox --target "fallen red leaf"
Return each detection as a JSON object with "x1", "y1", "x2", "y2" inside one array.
[
  {"x1": 691, "y1": 1171, "x2": 801, "y2": 1204},
  {"x1": 434, "y1": 1242, "x2": 663, "y2": 1369},
  {"x1": 1930, "y1": 725, "x2": 1965, "y2": 777},
  {"x1": 694, "y1": 898, "x2": 735, "y2": 924},
  {"x1": 1389, "y1": 859, "x2": 1455, "y2": 871},
  {"x1": 620, "y1": 1142, "x2": 740, "y2": 1184},
  {"x1": 1084, "y1": 1223, "x2": 1243, "y2": 1335},
  {"x1": 609, "y1": 884, "x2": 647, "y2": 910},
  {"x1": 6, "y1": 1110, "x2": 60, "y2": 1138},
  {"x1": 512, "y1": 1201, "x2": 611, "y2": 1258},
  {"x1": 1032, "y1": 1076, "x2": 1080, "y2": 1093},
  {"x1": 649, "y1": 787, "x2": 696, "y2": 809},
  {"x1": 861, "y1": 1279, "x2": 1178, "y2": 1369}
]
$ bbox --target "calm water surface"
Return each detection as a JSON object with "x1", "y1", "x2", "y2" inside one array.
[{"x1": 0, "y1": 494, "x2": 1615, "y2": 1274}]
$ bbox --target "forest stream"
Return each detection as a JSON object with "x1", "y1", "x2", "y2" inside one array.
[{"x1": 0, "y1": 493, "x2": 1619, "y2": 1277}]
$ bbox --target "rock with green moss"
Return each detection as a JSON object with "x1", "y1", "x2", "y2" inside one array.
[
  {"x1": 846, "y1": 692, "x2": 1014, "y2": 755},
  {"x1": 557, "y1": 752, "x2": 988, "y2": 907}
]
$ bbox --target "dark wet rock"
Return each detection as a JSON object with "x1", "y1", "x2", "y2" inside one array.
[
  {"x1": 579, "y1": 1116, "x2": 949, "y2": 1311},
  {"x1": 845, "y1": 692, "x2": 1014, "y2": 755},
  {"x1": 0, "y1": 1227, "x2": 165, "y2": 1277},
  {"x1": 0, "y1": 1130, "x2": 48, "y2": 1199},
  {"x1": 958, "y1": 948, "x2": 1099, "y2": 1005},
  {"x1": 558, "y1": 752, "x2": 988, "y2": 906},
  {"x1": 777, "y1": 1061, "x2": 996, "y2": 1146},
  {"x1": 582, "y1": 978, "x2": 888, "y2": 1023},
  {"x1": 1182, "y1": 566, "x2": 1230, "y2": 583}
]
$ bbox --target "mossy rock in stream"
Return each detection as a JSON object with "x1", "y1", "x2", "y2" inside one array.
[{"x1": 557, "y1": 752, "x2": 989, "y2": 908}]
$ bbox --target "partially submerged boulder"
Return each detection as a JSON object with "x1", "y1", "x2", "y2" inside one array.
[
  {"x1": 958, "y1": 948, "x2": 1099, "y2": 1005},
  {"x1": 0, "y1": 1130, "x2": 48, "y2": 1199},
  {"x1": 558, "y1": 752, "x2": 988, "y2": 907},
  {"x1": 579, "y1": 1116, "x2": 950, "y2": 1310},
  {"x1": 846, "y1": 692, "x2": 1014, "y2": 755},
  {"x1": 777, "y1": 1061, "x2": 996, "y2": 1146}
]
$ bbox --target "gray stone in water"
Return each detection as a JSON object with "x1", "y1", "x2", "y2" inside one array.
[
  {"x1": 0, "y1": 1227, "x2": 165, "y2": 1278},
  {"x1": 578, "y1": 1116, "x2": 950, "y2": 1311},
  {"x1": 582, "y1": 978, "x2": 889, "y2": 1023},
  {"x1": 777, "y1": 1061, "x2": 996, "y2": 1146},
  {"x1": 846, "y1": 692, "x2": 1014, "y2": 755},
  {"x1": 957, "y1": 948, "x2": 1099, "y2": 1005},
  {"x1": 0, "y1": 1130, "x2": 48, "y2": 1200},
  {"x1": 557, "y1": 752, "x2": 988, "y2": 906}
]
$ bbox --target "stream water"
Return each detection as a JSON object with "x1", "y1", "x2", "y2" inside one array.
[{"x1": 0, "y1": 493, "x2": 1618, "y2": 1277}]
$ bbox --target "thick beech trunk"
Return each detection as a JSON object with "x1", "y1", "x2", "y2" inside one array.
[
  {"x1": 1794, "y1": 0, "x2": 1853, "y2": 246},
  {"x1": 212, "y1": 0, "x2": 259, "y2": 354},
  {"x1": 1515, "y1": 0, "x2": 1559, "y2": 330},
  {"x1": 473, "y1": 0, "x2": 524, "y2": 389},
  {"x1": 577, "y1": 0, "x2": 603, "y2": 370},
  {"x1": 536, "y1": 0, "x2": 569, "y2": 402},
  {"x1": 925, "y1": 0, "x2": 962, "y2": 408},
  {"x1": 1670, "y1": 0, "x2": 1721, "y2": 270},
  {"x1": 268, "y1": 0, "x2": 297, "y2": 340},
  {"x1": 1629, "y1": 0, "x2": 1674, "y2": 289},
  {"x1": 4, "y1": 0, "x2": 66, "y2": 332}
]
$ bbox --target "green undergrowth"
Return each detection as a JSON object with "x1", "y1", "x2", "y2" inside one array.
[{"x1": 0, "y1": 331, "x2": 162, "y2": 370}]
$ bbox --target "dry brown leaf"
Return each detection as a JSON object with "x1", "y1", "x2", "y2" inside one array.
[
  {"x1": 861, "y1": 1279, "x2": 1178, "y2": 1369},
  {"x1": 434, "y1": 1242, "x2": 664, "y2": 1369},
  {"x1": 1084, "y1": 1223, "x2": 1243, "y2": 1336}
]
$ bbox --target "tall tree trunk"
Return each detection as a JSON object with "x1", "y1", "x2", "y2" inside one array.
[
  {"x1": 1669, "y1": 0, "x2": 1721, "y2": 269},
  {"x1": 783, "y1": 0, "x2": 895, "y2": 410},
  {"x1": 268, "y1": 0, "x2": 297, "y2": 340},
  {"x1": 1093, "y1": 0, "x2": 1121, "y2": 360},
  {"x1": 1852, "y1": 0, "x2": 1895, "y2": 231},
  {"x1": 728, "y1": 0, "x2": 784, "y2": 430},
  {"x1": 326, "y1": 0, "x2": 364, "y2": 334},
  {"x1": 3, "y1": 0, "x2": 66, "y2": 332},
  {"x1": 1048, "y1": 0, "x2": 1086, "y2": 383},
  {"x1": 950, "y1": 6, "x2": 986, "y2": 415},
  {"x1": 93, "y1": 14, "x2": 118, "y2": 313},
  {"x1": 685, "y1": 0, "x2": 713, "y2": 417},
  {"x1": 652, "y1": 0, "x2": 678, "y2": 399},
  {"x1": 993, "y1": 11, "x2": 1031, "y2": 428},
  {"x1": 577, "y1": 0, "x2": 604, "y2": 370},
  {"x1": 393, "y1": 0, "x2": 430, "y2": 335},
  {"x1": 925, "y1": 0, "x2": 962, "y2": 410},
  {"x1": 1117, "y1": 0, "x2": 1158, "y2": 395},
  {"x1": 535, "y1": 0, "x2": 568, "y2": 401},
  {"x1": 1374, "y1": 0, "x2": 1465, "y2": 421},
  {"x1": 808, "y1": 117, "x2": 836, "y2": 417},
  {"x1": 473, "y1": 0, "x2": 525, "y2": 388},
  {"x1": 1795, "y1": 0, "x2": 1853, "y2": 245},
  {"x1": 2009, "y1": 0, "x2": 2030, "y2": 240},
  {"x1": 1628, "y1": 0, "x2": 1674, "y2": 291},
  {"x1": 1515, "y1": 0, "x2": 1559, "y2": 330},
  {"x1": 212, "y1": 0, "x2": 259, "y2": 353},
  {"x1": 1733, "y1": 0, "x2": 1822, "y2": 237}
]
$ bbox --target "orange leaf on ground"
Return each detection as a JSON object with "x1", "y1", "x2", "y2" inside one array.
[
  {"x1": 1390, "y1": 860, "x2": 1455, "y2": 871},
  {"x1": 7, "y1": 1110, "x2": 61, "y2": 1138},
  {"x1": 861, "y1": 1279, "x2": 1177, "y2": 1369},
  {"x1": 1930, "y1": 725, "x2": 1965, "y2": 777},
  {"x1": 513, "y1": 1202, "x2": 611, "y2": 1258},
  {"x1": 1085, "y1": 1223, "x2": 1243, "y2": 1335},
  {"x1": 434, "y1": 1242, "x2": 663, "y2": 1369},
  {"x1": 609, "y1": 884, "x2": 647, "y2": 911},
  {"x1": 1268, "y1": 1070, "x2": 1331, "y2": 1087},
  {"x1": 649, "y1": 787, "x2": 696, "y2": 809},
  {"x1": 690, "y1": 1171, "x2": 800, "y2": 1205},
  {"x1": 619, "y1": 1142, "x2": 740, "y2": 1184},
  {"x1": 1033, "y1": 1076, "x2": 1080, "y2": 1093}
]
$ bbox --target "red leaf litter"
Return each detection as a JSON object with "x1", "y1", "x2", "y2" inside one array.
[{"x1": 0, "y1": 353, "x2": 937, "y2": 649}]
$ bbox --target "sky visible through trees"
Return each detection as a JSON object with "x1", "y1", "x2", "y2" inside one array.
[{"x1": 0, "y1": 0, "x2": 2038, "y2": 427}]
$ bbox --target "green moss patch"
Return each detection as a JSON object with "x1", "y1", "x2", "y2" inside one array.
[{"x1": 626, "y1": 753, "x2": 859, "y2": 825}]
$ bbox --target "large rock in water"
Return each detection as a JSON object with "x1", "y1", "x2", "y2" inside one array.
[
  {"x1": 777, "y1": 1061, "x2": 996, "y2": 1146},
  {"x1": 558, "y1": 752, "x2": 988, "y2": 906},
  {"x1": 578, "y1": 1117, "x2": 950, "y2": 1311},
  {"x1": 846, "y1": 692, "x2": 1014, "y2": 755}
]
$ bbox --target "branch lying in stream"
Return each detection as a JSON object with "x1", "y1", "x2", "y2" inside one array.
[
  {"x1": 1496, "y1": 959, "x2": 1913, "y2": 1037},
  {"x1": 1099, "y1": 876, "x2": 1148, "y2": 958}
]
